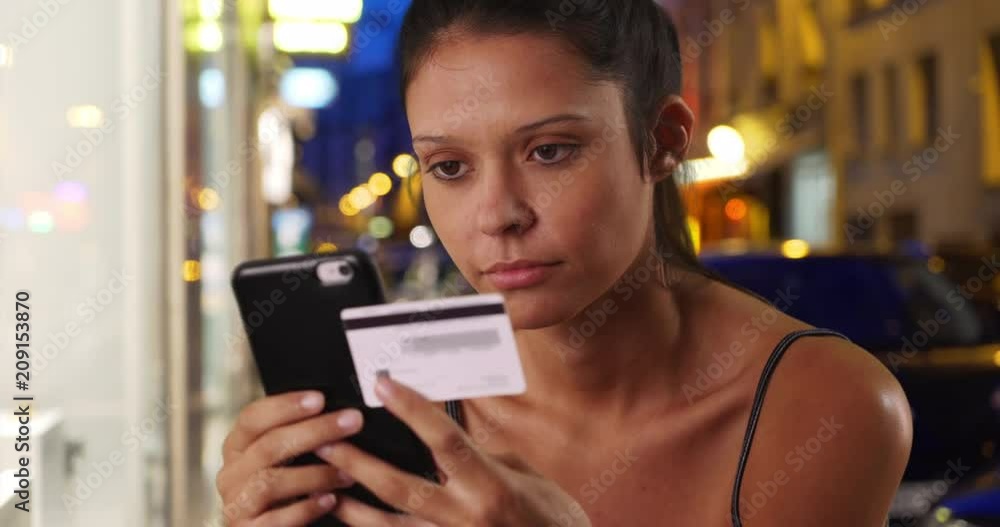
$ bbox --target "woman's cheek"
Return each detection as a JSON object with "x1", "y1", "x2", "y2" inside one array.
[{"x1": 427, "y1": 189, "x2": 483, "y2": 276}]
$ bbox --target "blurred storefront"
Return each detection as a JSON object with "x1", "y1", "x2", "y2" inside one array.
[
  {"x1": 0, "y1": 0, "x2": 168, "y2": 525},
  {"x1": 827, "y1": 0, "x2": 1000, "y2": 248},
  {"x1": 678, "y1": 0, "x2": 1000, "y2": 252},
  {"x1": 167, "y1": 1, "x2": 467, "y2": 525},
  {"x1": 673, "y1": 0, "x2": 838, "y2": 251}
]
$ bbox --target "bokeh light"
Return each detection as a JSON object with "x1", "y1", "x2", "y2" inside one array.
[
  {"x1": 348, "y1": 186, "x2": 375, "y2": 210},
  {"x1": 268, "y1": 0, "x2": 363, "y2": 23},
  {"x1": 927, "y1": 256, "x2": 946, "y2": 274},
  {"x1": 315, "y1": 242, "x2": 338, "y2": 254},
  {"x1": 707, "y1": 125, "x2": 746, "y2": 164},
  {"x1": 368, "y1": 172, "x2": 393, "y2": 196},
  {"x1": 393, "y1": 154, "x2": 419, "y2": 179},
  {"x1": 369, "y1": 216, "x2": 394, "y2": 239},
  {"x1": 198, "y1": 188, "x2": 221, "y2": 211},
  {"x1": 724, "y1": 198, "x2": 748, "y2": 222},
  {"x1": 273, "y1": 21, "x2": 348, "y2": 54},
  {"x1": 780, "y1": 239, "x2": 810, "y2": 259},
  {"x1": 183, "y1": 260, "x2": 202, "y2": 282},
  {"x1": 339, "y1": 195, "x2": 359, "y2": 217},
  {"x1": 409, "y1": 225, "x2": 435, "y2": 248},
  {"x1": 27, "y1": 211, "x2": 54, "y2": 233}
]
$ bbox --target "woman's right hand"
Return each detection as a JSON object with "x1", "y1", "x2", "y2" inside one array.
[{"x1": 215, "y1": 391, "x2": 364, "y2": 526}]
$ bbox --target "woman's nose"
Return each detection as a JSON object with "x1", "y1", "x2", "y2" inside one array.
[{"x1": 475, "y1": 170, "x2": 536, "y2": 237}]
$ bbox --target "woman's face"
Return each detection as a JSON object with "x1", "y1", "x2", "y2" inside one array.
[{"x1": 406, "y1": 32, "x2": 657, "y2": 329}]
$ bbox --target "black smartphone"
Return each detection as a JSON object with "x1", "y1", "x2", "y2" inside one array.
[{"x1": 231, "y1": 250, "x2": 439, "y2": 525}]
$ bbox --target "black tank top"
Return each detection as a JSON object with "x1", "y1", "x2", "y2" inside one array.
[{"x1": 443, "y1": 328, "x2": 856, "y2": 526}]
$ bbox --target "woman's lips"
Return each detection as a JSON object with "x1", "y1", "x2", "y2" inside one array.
[{"x1": 483, "y1": 261, "x2": 561, "y2": 290}]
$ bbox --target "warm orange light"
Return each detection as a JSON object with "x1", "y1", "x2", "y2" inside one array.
[
  {"x1": 316, "y1": 242, "x2": 338, "y2": 254},
  {"x1": 927, "y1": 256, "x2": 946, "y2": 274},
  {"x1": 781, "y1": 239, "x2": 810, "y2": 259},
  {"x1": 339, "y1": 195, "x2": 359, "y2": 217},
  {"x1": 725, "y1": 199, "x2": 748, "y2": 221},
  {"x1": 183, "y1": 260, "x2": 201, "y2": 282},
  {"x1": 686, "y1": 216, "x2": 701, "y2": 254},
  {"x1": 368, "y1": 172, "x2": 393, "y2": 196},
  {"x1": 393, "y1": 154, "x2": 419, "y2": 179},
  {"x1": 198, "y1": 188, "x2": 221, "y2": 211},
  {"x1": 348, "y1": 186, "x2": 375, "y2": 210}
]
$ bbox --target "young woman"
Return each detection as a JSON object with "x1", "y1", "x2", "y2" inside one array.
[{"x1": 215, "y1": 1, "x2": 912, "y2": 525}]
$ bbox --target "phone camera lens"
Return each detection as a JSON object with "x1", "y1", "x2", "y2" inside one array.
[{"x1": 316, "y1": 261, "x2": 352, "y2": 285}]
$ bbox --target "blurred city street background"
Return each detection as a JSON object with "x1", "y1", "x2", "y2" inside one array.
[{"x1": 0, "y1": 0, "x2": 999, "y2": 525}]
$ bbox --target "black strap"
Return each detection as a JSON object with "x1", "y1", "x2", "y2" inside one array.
[
  {"x1": 730, "y1": 329, "x2": 851, "y2": 527},
  {"x1": 445, "y1": 399, "x2": 465, "y2": 429}
]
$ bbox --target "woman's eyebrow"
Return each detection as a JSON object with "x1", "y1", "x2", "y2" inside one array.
[
  {"x1": 412, "y1": 134, "x2": 454, "y2": 146},
  {"x1": 412, "y1": 113, "x2": 591, "y2": 146},
  {"x1": 513, "y1": 113, "x2": 591, "y2": 134}
]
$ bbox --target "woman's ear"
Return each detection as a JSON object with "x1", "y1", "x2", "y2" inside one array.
[{"x1": 651, "y1": 95, "x2": 694, "y2": 182}]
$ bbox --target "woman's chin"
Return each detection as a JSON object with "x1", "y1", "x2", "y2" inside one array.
[{"x1": 499, "y1": 291, "x2": 574, "y2": 330}]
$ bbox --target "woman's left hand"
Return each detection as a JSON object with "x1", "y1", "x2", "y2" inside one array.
[{"x1": 315, "y1": 376, "x2": 592, "y2": 527}]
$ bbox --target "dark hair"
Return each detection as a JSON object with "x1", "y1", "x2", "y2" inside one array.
[{"x1": 398, "y1": 0, "x2": 705, "y2": 278}]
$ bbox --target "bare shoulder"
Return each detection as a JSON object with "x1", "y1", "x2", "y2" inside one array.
[
  {"x1": 762, "y1": 332, "x2": 913, "y2": 451},
  {"x1": 734, "y1": 315, "x2": 913, "y2": 524},
  {"x1": 695, "y1": 278, "x2": 912, "y2": 425},
  {"x1": 689, "y1": 280, "x2": 913, "y2": 524}
]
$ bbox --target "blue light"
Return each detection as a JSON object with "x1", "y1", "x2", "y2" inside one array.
[
  {"x1": 199, "y1": 68, "x2": 226, "y2": 108},
  {"x1": 280, "y1": 67, "x2": 338, "y2": 109},
  {"x1": 0, "y1": 207, "x2": 24, "y2": 231}
]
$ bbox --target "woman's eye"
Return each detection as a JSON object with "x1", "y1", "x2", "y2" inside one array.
[
  {"x1": 429, "y1": 160, "x2": 469, "y2": 180},
  {"x1": 530, "y1": 144, "x2": 577, "y2": 165}
]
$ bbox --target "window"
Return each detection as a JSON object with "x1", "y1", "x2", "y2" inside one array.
[
  {"x1": 882, "y1": 64, "x2": 900, "y2": 155},
  {"x1": 983, "y1": 33, "x2": 1000, "y2": 185},
  {"x1": 799, "y1": 1, "x2": 826, "y2": 89},
  {"x1": 762, "y1": 76, "x2": 779, "y2": 106},
  {"x1": 889, "y1": 210, "x2": 918, "y2": 244},
  {"x1": 851, "y1": 72, "x2": 871, "y2": 156},
  {"x1": 847, "y1": 0, "x2": 892, "y2": 23},
  {"x1": 991, "y1": 33, "x2": 1000, "y2": 81},
  {"x1": 759, "y1": 16, "x2": 780, "y2": 105},
  {"x1": 730, "y1": 36, "x2": 743, "y2": 112},
  {"x1": 908, "y1": 53, "x2": 939, "y2": 147},
  {"x1": 918, "y1": 54, "x2": 940, "y2": 142},
  {"x1": 849, "y1": 0, "x2": 868, "y2": 20}
]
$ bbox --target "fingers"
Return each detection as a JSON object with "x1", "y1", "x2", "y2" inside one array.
[
  {"x1": 243, "y1": 493, "x2": 338, "y2": 527},
  {"x1": 234, "y1": 408, "x2": 364, "y2": 483},
  {"x1": 223, "y1": 464, "x2": 356, "y2": 519},
  {"x1": 374, "y1": 377, "x2": 482, "y2": 481},
  {"x1": 316, "y1": 441, "x2": 456, "y2": 524},
  {"x1": 219, "y1": 407, "x2": 364, "y2": 494},
  {"x1": 332, "y1": 495, "x2": 441, "y2": 527},
  {"x1": 224, "y1": 391, "x2": 326, "y2": 460}
]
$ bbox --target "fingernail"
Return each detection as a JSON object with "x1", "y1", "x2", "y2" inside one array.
[
  {"x1": 317, "y1": 493, "x2": 337, "y2": 509},
  {"x1": 337, "y1": 409, "x2": 362, "y2": 431},
  {"x1": 337, "y1": 470, "x2": 355, "y2": 486},
  {"x1": 317, "y1": 444, "x2": 337, "y2": 459},
  {"x1": 301, "y1": 392, "x2": 324, "y2": 411},
  {"x1": 375, "y1": 375, "x2": 396, "y2": 400}
]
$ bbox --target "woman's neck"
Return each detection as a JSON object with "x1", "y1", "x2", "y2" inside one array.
[{"x1": 509, "y1": 262, "x2": 709, "y2": 425}]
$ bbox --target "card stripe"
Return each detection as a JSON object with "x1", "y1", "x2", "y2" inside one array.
[{"x1": 342, "y1": 303, "x2": 505, "y2": 330}]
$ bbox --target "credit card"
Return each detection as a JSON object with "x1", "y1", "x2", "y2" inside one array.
[{"x1": 341, "y1": 294, "x2": 527, "y2": 407}]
